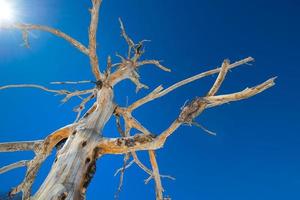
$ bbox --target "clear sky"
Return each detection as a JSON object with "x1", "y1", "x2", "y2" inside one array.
[{"x1": 0, "y1": 0, "x2": 299, "y2": 199}]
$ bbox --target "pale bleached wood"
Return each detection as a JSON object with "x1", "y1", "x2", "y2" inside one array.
[
  {"x1": 3, "y1": 23, "x2": 90, "y2": 55},
  {"x1": 33, "y1": 87, "x2": 114, "y2": 200},
  {"x1": 149, "y1": 150, "x2": 163, "y2": 200},
  {"x1": 50, "y1": 80, "x2": 93, "y2": 85},
  {"x1": 0, "y1": 84, "x2": 94, "y2": 103},
  {"x1": 0, "y1": 140, "x2": 42, "y2": 153},
  {"x1": 205, "y1": 77, "x2": 276, "y2": 107},
  {"x1": 98, "y1": 77, "x2": 275, "y2": 155},
  {"x1": 88, "y1": 0, "x2": 103, "y2": 80},
  {"x1": 0, "y1": 0, "x2": 276, "y2": 199},
  {"x1": 137, "y1": 60, "x2": 171, "y2": 72},
  {"x1": 0, "y1": 160, "x2": 28, "y2": 174},
  {"x1": 9, "y1": 124, "x2": 75, "y2": 199},
  {"x1": 0, "y1": 84, "x2": 72, "y2": 95},
  {"x1": 129, "y1": 57, "x2": 254, "y2": 111},
  {"x1": 207, "y1": 59, "x2": 230, "y2": 96}
]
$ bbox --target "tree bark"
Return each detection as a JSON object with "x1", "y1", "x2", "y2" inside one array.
[{"x1": 33, "y1": 86, "x2": 114, "y2": 200}]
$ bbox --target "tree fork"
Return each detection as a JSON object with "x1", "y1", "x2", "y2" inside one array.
[
  {"x1": 33, "y1": 86, "x2": 114, "y2": 200},
  {"x1": 0, "y1": 1, "x2": 275, "y2": 199}
]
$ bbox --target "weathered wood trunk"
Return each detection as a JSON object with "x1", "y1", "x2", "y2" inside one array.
[{"x1": 33, "y1": 87, "x2": 114, "y2": 200}]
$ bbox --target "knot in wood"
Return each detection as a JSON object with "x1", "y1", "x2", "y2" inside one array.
[
  {"x1": 178, "y1": 97, "x2": 206, "y2": 124},
  {"x1": 95, "y1": 80, "x2": 103, "y2": 89}
]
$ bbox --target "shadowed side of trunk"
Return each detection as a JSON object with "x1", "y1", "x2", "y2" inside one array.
[{"x1": 33, "y1": 87, "x2": 114, "y2": 200}]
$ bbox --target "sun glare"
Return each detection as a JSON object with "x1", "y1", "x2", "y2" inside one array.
[{"x1": 0, "y1": 0, "x2": 14, "y2": 23}]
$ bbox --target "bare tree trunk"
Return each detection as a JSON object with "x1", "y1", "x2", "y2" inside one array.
[
  {"x1": 0, "y1": 1, "x2": 276, "y2": 198},
  {"x1": 33, "y1": 87, "x2": 114, "y2": 200}
]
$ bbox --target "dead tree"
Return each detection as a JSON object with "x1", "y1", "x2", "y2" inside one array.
[{"x1": 0, "y1": 1, "x2": 276, "y2": 200}]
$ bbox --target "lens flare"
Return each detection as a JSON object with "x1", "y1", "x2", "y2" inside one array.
[{"x1": 0, "y1": 0, "x2": 14, "y2": 23}]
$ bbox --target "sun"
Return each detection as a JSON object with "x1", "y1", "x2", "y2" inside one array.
[{"x1": 0, "y1": 0, "x2": 15, "y2": 23}]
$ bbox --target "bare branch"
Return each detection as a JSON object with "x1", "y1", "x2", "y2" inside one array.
[
  {"x1": 159, "y1": 57, "x2": 254, "y2": 98},
  {"x1": 114, "y1": 159, "x2": 134, "y2": 177},
  {"x1": 0, "y1": 84, "x2": 95, "y2": 104},
  {"x1": 205, "y1": 77, "x2": 276, "y2": 108},
  {"x1": 114, "y1": 153, "x2": 131, "y2": 200},
  {"x1": 119, "y1": 18, "x2": 135, "y2": 58},
  {"x1": 149, "y1": 150, "x2": 164, "y2": 200},
  {"x1": 50, "y1": 80, "x2": 93, "y2": 85},
  {"x1": 137, "y1": 60, "x2": 171, "y2": 72},
  {"x1": 61, "y1": 89, "x2": 95, "y2": 103},
  {"x1": 74, "y1": 92, "x2": 96, "y2": 122},
  {"x1": 99, "y1": 76, "x2": 275, "y2": 155},
  {"x1": 89, "y1": 0, "x2": 103, "y2": 80},
  {"x1": 0, "y1": 160, "x2": 29, "y2": 174},
  {"x1": 128, "y1": 85, "x2": 163, "y2": 111},
  {"x1": 177, "y1": 58, "x2": 231, "y2": 125},
  {"x1": 192, "y1": 122, "x2": 217, "y2": 136},
  {"x1": 114, "y1": 107, "x2": 173, "y2": 197},
  {"x1": 0, "y1": 140, "x2": 43, "y2": 153},
  {"x1": 115, "y1": 107, "x2": 152, "y2": 135},
  {"x1": 0, "y1": 84, "x2": 72, "y2": 95},
  {"x1": 2, "y1": 23, "x2": 90, "y2": 55},
  {"x1": 128, "y1": 57, "x2": 254, "y2": 111},
  {"x1": 207, "y1": 59, "x2": 230, "y2": 96}
]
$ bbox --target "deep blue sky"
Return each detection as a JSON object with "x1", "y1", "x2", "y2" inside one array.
[{"x1": 0, "y1": 0, "x2": 299, "y2": 199}]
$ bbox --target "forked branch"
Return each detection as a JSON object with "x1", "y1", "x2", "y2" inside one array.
[
  {"x1": 128, "y1": 57, "x2": 254, "y2": 111},
  {"x1": 99, "y1": 71, "x2": 276, "y2": 155}
]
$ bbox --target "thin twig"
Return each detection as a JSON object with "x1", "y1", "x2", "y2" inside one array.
[
  {"x1": 0, "y1": 84, "x2": 71, "y2": 95},
  {"x1": 114, "y1": 153, "x2": 131, "y2": 200},
  {"x1": 119, "y1": 18, "x2": 135, "y2": 58},
  {"x1": 0, "y1": 160, "x2": 29, "y2": 174},
  {"x1": 3, "y1": 23, "x2": 90, "y2": 55},
  {"x1": 137, "y1": 60, "x2": 171, "y2": 72},
  {"x1": 74, "y1": 92, "x2": 96, "y2": 122},
  {"x1": 50, "y1": 80, "x2": 93, "y2": 85}
]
